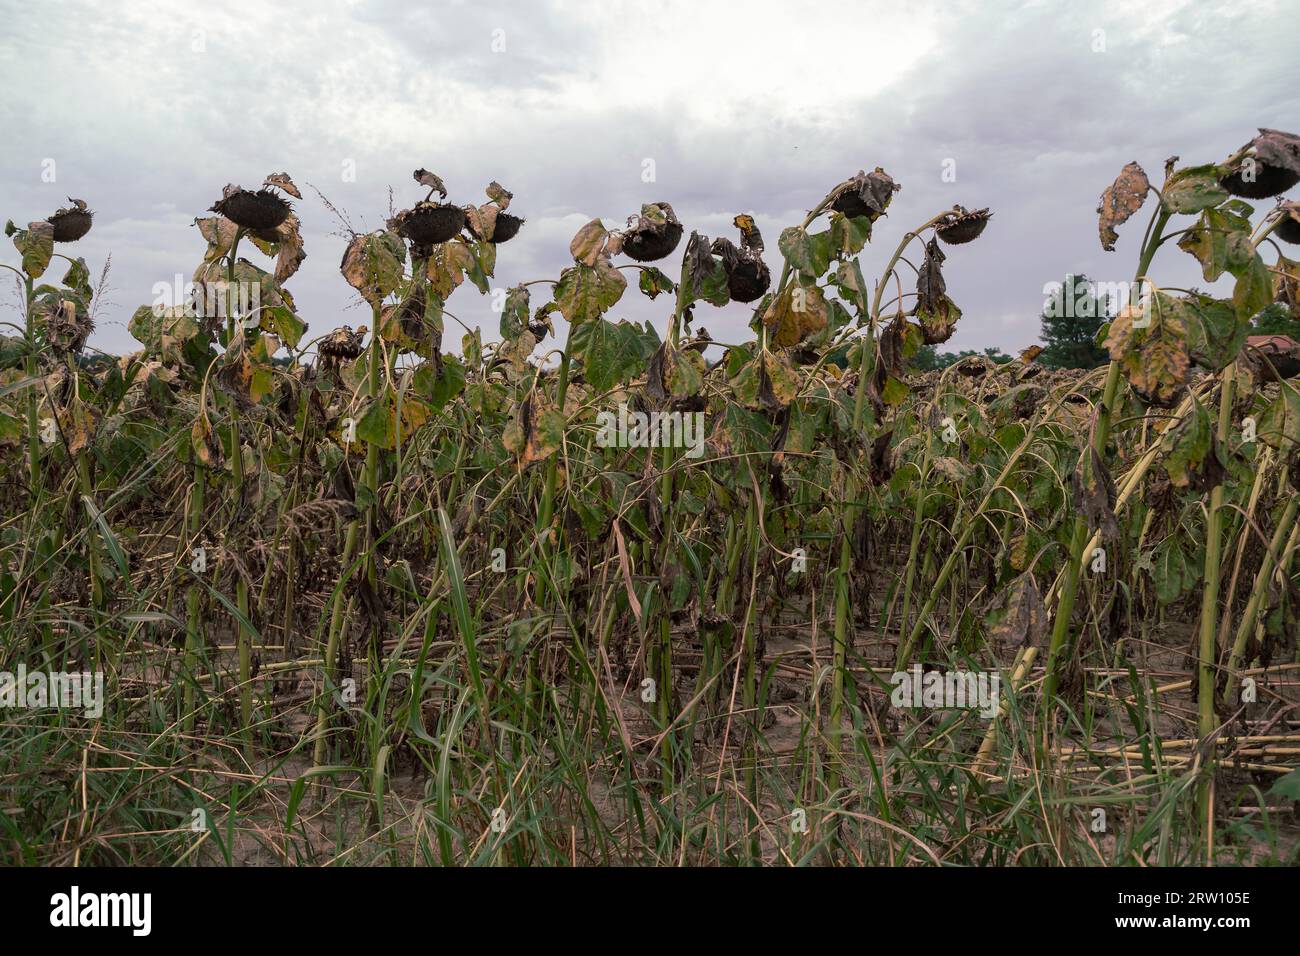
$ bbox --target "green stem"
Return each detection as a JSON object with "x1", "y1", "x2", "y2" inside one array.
[
  {"x1": 1225, "y1": 498, "x2": 1299, "y2": 701},
  {"x1": 183, "y1": 468, "x2": 205, "y2": 735},
  {"x1": 1043, "y1": 208, "x2": 1171, "y2": 709},
  {"x1": 23, "y1": 275, "x2": 39, "y2": 498},
  {"x1": 1195, "y1": 364, "x2": 1234, "y2": 857}
]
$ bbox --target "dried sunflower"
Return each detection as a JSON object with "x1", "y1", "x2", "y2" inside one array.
[
  {"x1": 935, "y1": 206, "x2": 992, "y2": 245},
  {"x1": 621, "y1": 203, "x2": 683, "y2": 262},
  {"x1": 40, "y1": 297, "x2": 94, "y2": 353},
  {"x1": 831, "y1": 168, "x2": 899, "y2": 220},
  {"x1": 1221, "y1": 129, "x2": 1300, "y2": 199},
  {"x1": 711, "y1": 215, "x2": 770, "y2": 303},
  {"x1": 319, "y1": 326, "x2": 365, "y2": 364},
  {"x1": 488, "y1": 213, "x2": 524, "y2": 243},
  {"x1": 1274, "y1": 201, "x2": 1300, "y2": 245},
  {"x1": 391, "y1": 201, "x2": 466, "y2": 246},
  {"x1": 46, "y1": 198, "x2": 93, "y2": 242},
  {"x1": 210, "y1": 185, "x2": 292, "y2": 231}
]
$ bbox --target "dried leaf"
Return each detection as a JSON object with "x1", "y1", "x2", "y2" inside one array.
[
  {"x1": 263, "y1": 172, "x2": 302, "y2": 199},
  {"x1": 569, "y1": 220, "x2": 609, "y2": 266},
  {"x1": 1097, "y1": 161, "x2": 1149, "y2": 251},
  {"x1": 486, "y1": 181, "x2": 513, "y2": 210},
  {"x1": 1072, "y1": 438, "x2": 1120, "y2": 542},
  {"x1": 413, "y1": 168, "x2": 448, "y2": 198},
  {"x1": 990, "y1": 573, "x2": 1047, "y2": 650}
]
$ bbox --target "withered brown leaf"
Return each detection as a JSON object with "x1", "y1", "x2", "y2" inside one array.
[{"x1": 1098, "y1": 161, "x2": 1150, "y2": 252}]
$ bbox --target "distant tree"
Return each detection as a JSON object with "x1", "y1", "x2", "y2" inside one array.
[
  {"x1": 1251, "y1": 302, "x2": 1300, "y2": 340},
  {"x1": 912, "y1": 345, "x2": 946, "y2": 371},
  {"x1": 1038, "y1": 273, "x2": 1109, "y2": 369},
  {"x1": 912, "y1": 345, "x2": 1012, "y2": 371}
]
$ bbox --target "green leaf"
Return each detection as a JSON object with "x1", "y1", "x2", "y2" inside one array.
[
  {"x1": 0, "y1": 408, "x2": 24, "y2": 442},
  {"x1": 694, "y1": 260, "x2": 731, "y2": 307},
  {"x1": 1257, "y1": 380, "x2": 1300, "y2": 453},
  {"x1": 500, "y1": 284, "x2": 530, "y2": 339},
  {"x1": 637, "y1": 266, "x2": 675, "y2": 300},
  {"x1": 465, "y1": 239, "x2": 494, "y2": 293},
  {"x1": 881, "y1": 374, "x2": 910, "y2": 406},
  {"x1": 664, "y1": 347, "x2": 705, "y2": 399},
  {"x1": 570, "y1": 318, "x2": 643, "y2": 393},
  {"x1": 1161, "y1": 401, "x2": 1212, "y2": 489},
  {"x1": 414, "y1": 354, "x2": 467, "y2": 411},
  {"x1": 1152, "y1": 537, "x2": 1197, "y2": 605},
  {"x1": 341, "y1": 230, "x2": 406, "y2": 305},
  {"x1": 1231, "y1": 252, "x2": 1273, "y2": 321},
  {"x1": 778, "y1": 226, "x2": 831, "y2": 278},
  {"x1": 1269, "y1": 768, "x2": 1300, "y2": 801},
  {"x1": 1160, "y1": 164, "x2": 1228, "y2": 215},
  {"x1": 61, "y1": 257, "x2": 92, "y2": 298},
  {"x1": 356, "y1": 387, "x2": 432, "y2": 449},
  {"x1": 732, "y1": 351, "x2": 799, "y2": 409},
  {"x1": 262, "y1": 305, "x2": 305, "y2": 349},
  {"x1": 1182, "y1": 294, "x2": 1245, "y2": 370},
  {"x1": 12, "y1": 221, "x2": 54, "y2": 279},
  {"x1": 828, "y1": 213, "x2": 872, "y2": 259},
  {"x1": 1177, "y1": 206, "x2": 1254, "y2": 282},
  {"x1": 554, "y1": 260, "x2": 626, "y2": 326}
]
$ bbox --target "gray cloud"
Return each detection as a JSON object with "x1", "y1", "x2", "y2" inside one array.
[{"x1": 1, "y1": 0, "x2": 1296, "y2": 358}]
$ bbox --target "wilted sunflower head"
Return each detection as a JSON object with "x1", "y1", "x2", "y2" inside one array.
[
  {"x1": 463, "y1": 209, "x2": 525, "y2": 244},
  {"x1": 1221, "y1": 129, "x2": 1300, "y2": 199},
  {"x1": 1274, "y1": 201, "x2": 1300, "y2": 245},
  {"x1": 733, "y1": 214, "x2": 764, "y2": 253},
  {"x1": 711, "y1": 216, "x2": 770, "y2": 303},
  {"x1": 621, "y1": 202, "x2": 683, "y2": 262},
  {"x1": 935, "y1": 206, "x2": 992, "y2": 245},
  {"x1": 46, "y1": 198, "x2": 93, "y2": 243},
  {"x1": 489, "y1": 213, "x2": 524, "y2": 244},
  {"x1": 831, "y1": 168, "x2": 900, "y2": 220},
  {"x1": 210, "y1": 185, "x2": 292, "y2": 231},
  {"x1": 390, "y1": 201, "x2": 466, "y2": 246},
  {"x1": 319, "y1": 326, "x2": 366, "y2": 363},
  {"x1": 40, "y1": 297, "x2": 94, "y2": 353}
]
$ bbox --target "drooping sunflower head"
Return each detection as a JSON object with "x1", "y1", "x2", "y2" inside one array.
[{"x1": 46, "y1": 198, "x2": 93, "y2": 242}]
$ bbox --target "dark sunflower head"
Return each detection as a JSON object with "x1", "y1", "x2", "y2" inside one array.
[
  {"x1": 319, "y1": 326, "x2": 366, "y2": 363},
  {"x1": 621, "y1": 202, "x2": 683, "y2": 262},
  {"x1": 935, "y1": 206, "x2": 992, "y2": 245},
  {"x1": 1221, "y1": 159, "x2": 1300, "y2": 199},
  {"x1": 830, "y1": 168, "x2": 900, "y2": 221},
  {"x1": 464, "y1": 209, "x2": 525, "y2": 244},
  {"x1": 46, "y1": 198, "x2": 93, "y2": 243},
  {"x1": 1221, "y1": 129, "x2": 1300, "y2": 199},
  {"x1": 711, "y1": 215, "x2": 770, "y2": 303},
  {"x1": 490, "y1": 213, "x2": 524, "y2": 244},
  {"x1": 1275, "y1": 201, "x2": 1300, "y2": 245},
  {"x1": 39, "y1": 296, "x2": 93, "y2": 353},
  {"x1": 393, "y1": 284, "x2": 431, "y2": 345},
  {"x1": 210, "y1": 186, "x2": 292, "y2": 231},
  {"x1": 391, "y1": 201, "x2": 465, "y2": 246}
]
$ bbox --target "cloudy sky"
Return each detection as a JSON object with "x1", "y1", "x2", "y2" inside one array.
[{"x1": 1, "y1": 0, "x2": 1295, "y2": 358}]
